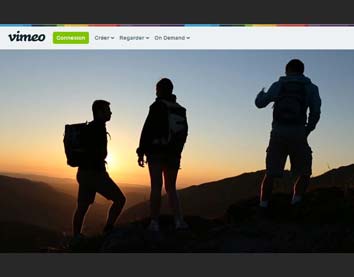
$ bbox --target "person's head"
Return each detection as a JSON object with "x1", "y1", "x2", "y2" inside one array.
[
  {"x1": 92, "y1": 100, "x2": 112, "y2": 122},
  {"x1": 156, "y1": 78, "x2": 174, "y2": 98},
  {"x1": 285, "y1": 59, "x2": 305, "y2": 75}
]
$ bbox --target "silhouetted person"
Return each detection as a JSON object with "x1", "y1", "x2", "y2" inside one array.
[
  {"x1": 255, "y1": 59, "x2": 321, "y2": 209},
  {"x1": 137, "y1": 78, "x2": 189, "y2": 231},
  {"x1": 73, "y1": 100, "x2": 126, "y2": 240}
]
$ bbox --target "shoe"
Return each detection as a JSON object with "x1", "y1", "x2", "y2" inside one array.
[
  {"x1": 103, "y1": 224, "x2": 114, "y2": 235},
  {"x1": 175, "y1": 220, "x2": 189, "y2": 231},
  {"x1": 291, "y1": 195, "x2": 303, "y2": 205},
  {"x1": 69, "y1": 233, "x2": 86, "y2": 248},
  {"x1": 291, "y1": 200, "x2": 306, "y2": 220},
  {"x1": 147, "y1": 220, "x2": 160, "y2": 232},
  {"x1": 257, "y1": 205, "x2": 272, "y2": 219}
]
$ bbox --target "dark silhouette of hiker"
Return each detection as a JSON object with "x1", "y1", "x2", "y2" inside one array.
[
  {"x1": 137, "y1": 78, "x2": 189, "y2": 232},
  {"x1": 255, "y1": 59, "x2": 321, "y2": 209},
  {"x1": 72, "y1": 100, "x2": 126, "y2": 240}
]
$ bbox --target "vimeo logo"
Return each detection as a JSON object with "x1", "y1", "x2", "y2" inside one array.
[{"x1": 8, "y1": 31, "x2": 46, "y2": 42}]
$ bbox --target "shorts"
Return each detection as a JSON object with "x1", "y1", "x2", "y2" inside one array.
[
  {"x1": 76, "y1": 169, "x2": 125, "y2": 204},
  {"x1": 266, "y1": 133, "x2": 312, "y2": 177},
  {"x1": 147, "y1": 154, "x2": 181, "y2": 170}
]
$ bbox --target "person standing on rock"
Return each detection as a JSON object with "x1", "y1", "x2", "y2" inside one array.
[
  {"x1": 255, "y1": 59, "x2": 321, "y2": 209},
  {"x1": 72, "y1": 100, "x2": 126, "y2": 241},
  {"x1": 137, "y1": 78, "x2": 189, "y2": 232}
]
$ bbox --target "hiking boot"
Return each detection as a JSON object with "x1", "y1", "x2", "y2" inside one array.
[
  {"x1": 175, "y1": 220, "x2": 189, "y2": 231},
  {"x1": 257, "y1": 205, "x2": 272, "y2": 219},
  {"x1": 69, "y1": 233, "x2": 86, "y2": 248},
  {"x1": 291, "y1": 200, "x2": 306, "y2": 220},
  {"x1": 147, "y1": 220, "x2": 160, "y2": 232},
  {"x1": 291, "y1": 195, "x2": 303, "y2": 205},
  {"x1": 103, "y1": 224, "x2": 114, "y2": 236}
]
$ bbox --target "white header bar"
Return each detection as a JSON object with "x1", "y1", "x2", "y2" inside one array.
[{"x1": 1, "y1": 27, "x2": 354, "y2": 49}]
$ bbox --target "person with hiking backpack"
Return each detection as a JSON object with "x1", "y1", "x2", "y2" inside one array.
[
  {"x1": 137, "y1": 78, "x2": 189, "y2": 232},
  {"x1": 65, "y1": 100, "x2": 126, "y2": 242},
  {"x1": 255, "y1": 59, "x2": 321, "y2": 210}
]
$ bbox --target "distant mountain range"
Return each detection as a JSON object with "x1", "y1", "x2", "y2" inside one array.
[
  {"x1": 0, "y1": 171, "x2": 149, "y2": 193},
  {"x1": 0, "y1": 175, "x2": 108, "y2": 234},
  {"x1": 1, "y1": 164, "x2": 353, "y2": 235},
  {"x1": 1, "y1": 164, "x2": 354, "y2": 252},
  {"x1": 119, "y1": 164, "x2": 354, "y2": 223},
  {"x1": 0, "y1": 171, "x2": 150, "y2": 209}
]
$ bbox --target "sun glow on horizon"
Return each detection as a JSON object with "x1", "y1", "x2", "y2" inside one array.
[{"x1": 1, "y1": 51, "x2": 354, "y2": 188}]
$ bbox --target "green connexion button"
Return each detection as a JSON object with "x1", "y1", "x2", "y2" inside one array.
[{"x1": 53, "y1": 32, "x2": 89, "y2": 44}]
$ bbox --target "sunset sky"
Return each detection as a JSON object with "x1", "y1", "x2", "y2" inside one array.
[{"x1": 0, "y1": 50, "x2": 353, "y2": 187}]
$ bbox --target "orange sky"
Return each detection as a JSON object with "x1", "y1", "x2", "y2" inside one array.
[{"x1": 1, "y1": 50, "x2": 354, "y2": 187}]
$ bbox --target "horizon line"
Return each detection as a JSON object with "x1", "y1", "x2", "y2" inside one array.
[{"x1": 2, "y1": 163, "x2": 353, "y2": 188}]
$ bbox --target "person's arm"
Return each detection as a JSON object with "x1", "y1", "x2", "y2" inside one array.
[
  {"x1": 305, "y1": 85, "x2": 321, "y2": 136},
  {"x1": 185, "y1": 112, "x2": 188, "y2": 141},
  {"x1": 136, "y1": 107, "x2": 154, "y2": 158},
  {"x1": 176, "y1": 108, "x2": 188, "y2": 155},
  {"x1": 255, "y1": 82, "x2": 280, "y2": 108},
  {"x1": 136, "y1": 102, "x2": 166, "y2": 166}
]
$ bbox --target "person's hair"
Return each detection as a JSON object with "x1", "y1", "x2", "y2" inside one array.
[
  {"x1": 92, "y1": 99, "x2": 110, "y2": 117},
  {"x1": 286, "y1": 59, "x2": 305, "y2": 74},
  {"x1": 156, "y1": 78, "x2": 174, "y2": 96}
]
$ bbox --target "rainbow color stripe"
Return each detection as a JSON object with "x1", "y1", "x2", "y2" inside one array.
[{"x1": 1, "y1": 24, "x2": 354, "y2": 27}]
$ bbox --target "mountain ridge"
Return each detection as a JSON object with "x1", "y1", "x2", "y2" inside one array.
[{"x1": 119, "y1": 164, "x2": 354, "y2": 222}]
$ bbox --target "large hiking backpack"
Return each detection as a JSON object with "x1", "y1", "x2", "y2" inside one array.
[
  {"x1": 273, "y1": 82, "x2": 308, "y2": 125},
  {"x1": 63, "y1": 122, "x2": 88, "y2": 167},
  {"x1": 153, "y1": 100, "x2": 188, "y2": 147}
]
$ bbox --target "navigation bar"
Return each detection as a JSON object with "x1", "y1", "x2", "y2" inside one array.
[{"x1": 1, "y1": 26, "x2": 354, "y2": 49}]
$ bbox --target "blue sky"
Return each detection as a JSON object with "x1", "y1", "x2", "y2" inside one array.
[{"x1": 0, "y1": 50, "x2": 353, "y2": 185}]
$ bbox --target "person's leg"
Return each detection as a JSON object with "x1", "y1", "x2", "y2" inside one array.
[
  {"x1": 74, "y1": 169, "x2": 95, "y2": 236},
  {"x1": 292, "y1": 175, "x2": 310, "y2": 204},
  {"x1": 73, "y1": 202, "x2": 90, "y2": 236},
  {"x1": 148, "y1": 161, "x2": 163, "y2": 224},
  {"x1": 104, "y1": 201, "x2": 125, "y2": 233},
  {"x1": 163, "y1": 167, "x2": 184, "y2": 224},
  {"x1": 260, "y1": 174, "x2": 275, "y2": 207},
  {"x1": 96, "y1": 172, "x2": 126, "y2": 233},
  {"x1": 290, "y1": 138, "x2": 312, "y2": 205},
  {"x1": 261, "y1": 134, "x2": 287, "y2": 208}
]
